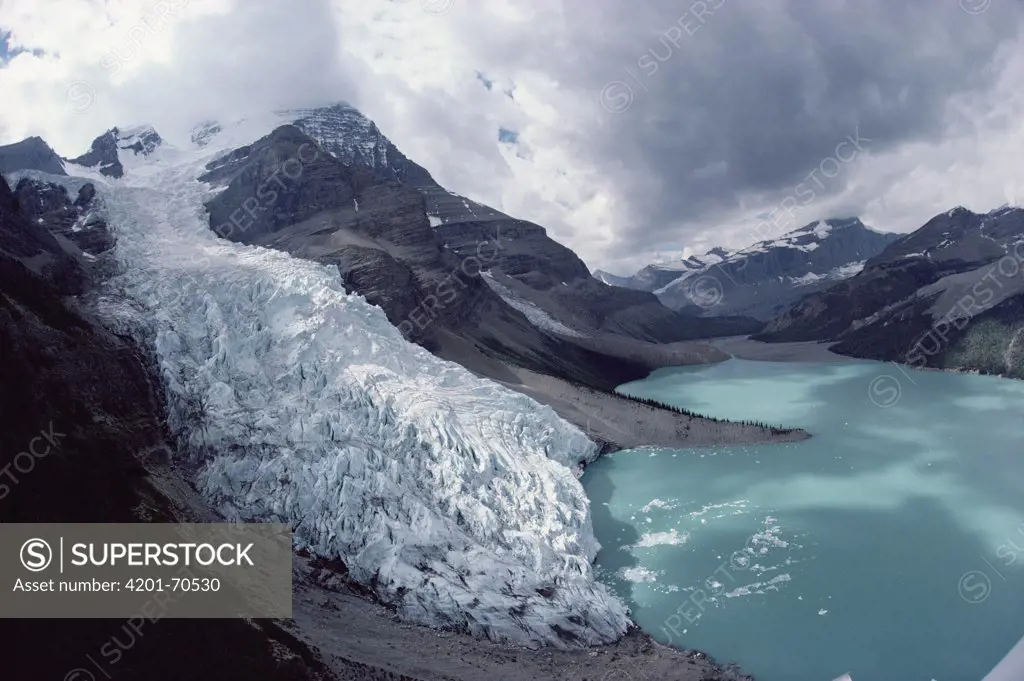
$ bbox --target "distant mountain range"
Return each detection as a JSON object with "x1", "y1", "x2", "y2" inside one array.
[
  {"x1": 757, "y1": 205, "x2": 1024, "y2": 377},
  {"x1": 598, "y1": 205, "x2": 1024, "y2": 379},
  {"x1": 596, "y1": 247, "x2": 733, "y2": 292},
  {"x1": 601, "y1": 219, "x2": 899, "y2": 321}
]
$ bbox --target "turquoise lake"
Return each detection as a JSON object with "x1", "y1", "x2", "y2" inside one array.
[{"x1": 582, "y1": 359, "x2": 1024, "y2": 681}]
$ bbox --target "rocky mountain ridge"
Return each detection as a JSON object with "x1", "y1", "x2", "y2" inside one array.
[
  {"x1": 650, "y1": 218, "x2": 899, "y2": 320},
  {"x1": 757, "y1": 205, "x2": 1024, "y2": 377}
]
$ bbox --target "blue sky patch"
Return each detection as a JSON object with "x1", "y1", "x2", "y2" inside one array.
[{"x1": 498, "y1": 127, "x2": 519, "y2": 144}]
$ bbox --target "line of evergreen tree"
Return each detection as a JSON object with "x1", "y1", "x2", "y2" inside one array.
[
  {"x1": 615, "y1": 391, "x2": 796, "y2": 434},
  {"x1": 525, "y1": 366, "x2": 797, "y2": 435}
]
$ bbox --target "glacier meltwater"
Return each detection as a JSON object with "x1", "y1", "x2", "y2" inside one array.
[
  {"x1": 584, "y1": 358, "x2": 1024, "y2": 680},
  {"x1": 21, "y1": 125, "x2": 630, "y2": 647}
]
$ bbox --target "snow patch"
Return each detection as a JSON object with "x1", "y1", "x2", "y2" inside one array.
[
  {"x1": 481, "y1": 272, "x2": 586, "y2": 338},
  {"x1": 810, "y1": 220, "x2": 832, "y2": 239}
]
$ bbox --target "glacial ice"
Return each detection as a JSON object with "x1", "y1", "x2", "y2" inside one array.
[{"x1": 30, "y1": 125, "x2": 631, "y2": 647}]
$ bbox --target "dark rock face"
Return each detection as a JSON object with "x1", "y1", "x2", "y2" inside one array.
[
  {"x1": 199, "y1": 125, "x2": 659, "y2": 390},
  {"x1": 869, "y1": 206, "x2": 1022, "y2": 268},
  {"x1": 654, "y1": 219, "x2": 900, "y2": 320},
  {"x1": 66, "y1": 126, "x2": 163, "y2": 179},
  {"x1": 14, "y1": 179, "x2": 115, "y2": 256},
  {"x1": 0, "y1": 176, "x2": 86, "y2": 295},
  {"x1": 757, "y1": 258, "x2": 949, "y2": 343},
  {"x1": 431, "y1": 214, "x2": 762, "y2": 342},
  {"x1": 757, "y1": 206, "x2": 1024, "y2": 375},
  {"x1": 201, "y1": 125, "x2": 363, "y2": 242},
  {"x1": 67, "y1": 129, "x2": 124, "y2": 178},
  {"x1": 0, "y1": 173, "x2": 332, "y2": 681},
  {"x1": 0, "y1": 136, "x2": 67, "y2": 176},
  {"x1": 283, "y1": 104, "x2": 750, "y2": 344},
  {"x1": 435, "y1": 218, "x2": 591, "y2": 288}
]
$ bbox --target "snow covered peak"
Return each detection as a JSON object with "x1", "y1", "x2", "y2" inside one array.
[
  {"x1": 66, "y1": 125, "x2": 164, "y2": 179},
  {"x1": 682, "y1": 247, "x2": 731, "y2": 269},
  {"x1": 278, "y1": 103, "x2": 437, "y2": 187},
  {"x1": 191, "y1": 121, "x2": 223, "y2": 148},
  {"x1": 281, "y1": 102, "x2": 388, "y2": 168},
  {"x1": 593, "y1": 269, "x2": 632, "y2": 287},
  {"x1": 621, "y1": 246, "x2": 735, "y2": 291},
  {"x1": 114, "y1": 125, "x2": 163, "y2": 156},
  {"x1": 738, "y1": 217, "x2": 872, "y2": 256},
  {"x1": 651, "y1": 217, "x2": 899, "y2": 317},
  {"x1": 795, "y1": 219, "x2": 833, "y2": 240}
]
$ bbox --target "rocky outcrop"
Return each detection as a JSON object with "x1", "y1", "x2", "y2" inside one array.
[
  {"x1": 67, "y1": 128, "x2": 124, "y2": 177},
  {"x1": 191, "y1": 120, "x2": 222, "y2": 147},
  {"x1": 0, "y1": 174, "x2": 86, "y2": 295},
  {"x1": 14, "y1": 178, "x2": 115, "y2": 255},
  {"x1": 0, "y1": 136, "x2": 66, "y2": 176},
  {"x1": 66, "y1": 125, "x2": 163, "y2": 178}
]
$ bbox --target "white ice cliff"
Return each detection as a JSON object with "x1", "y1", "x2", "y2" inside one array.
[{"x1": 21, "y1": 123, "x2": 630, "y2": 647}]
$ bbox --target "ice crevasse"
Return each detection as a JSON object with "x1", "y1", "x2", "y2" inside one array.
[{"x1": 26, "y1": 134, "x2": 631, "y2": 647}]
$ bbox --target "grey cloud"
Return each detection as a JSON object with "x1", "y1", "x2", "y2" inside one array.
[
  {"x1": 60, "y1": 0, "x2": 354, "y2": 151},
  {"x1": 460, "y1": 0, "x2": 1023, "y2": 256},
  {"x1": 7, "y1": 0, "x2": 1023, "y2": 272}
]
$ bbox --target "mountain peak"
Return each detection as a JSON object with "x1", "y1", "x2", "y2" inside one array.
[
  {"x1": 282, "y1": 103, "x2": 437, "y2": 188},
  {"x1": 0, "y1": 135, "x2": 67, "y2": 176},
  {"x1": 114, "y1": 125, "x2": 163, "y2": 157},
  {"x1": 66, "y1": 125, "x2": 163, "y2": 179},
  {"x1": 945, "y1": 205, "x2": 973, "y2": 218},
  {"x1": 191, "y1": 121, "x2": 222, "y2": 147},
  {"x1": 789, "y1": 217, "x2": 867, "y2": 240}
]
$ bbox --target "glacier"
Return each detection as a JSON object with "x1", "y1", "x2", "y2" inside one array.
[{"x1": 24, "y1": 124, "x2": 631, "y2": 646}]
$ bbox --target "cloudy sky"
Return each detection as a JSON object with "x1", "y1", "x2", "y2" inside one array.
[{"x1": 1, "y1": 0, "x2": 1023, "y2": 274}]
